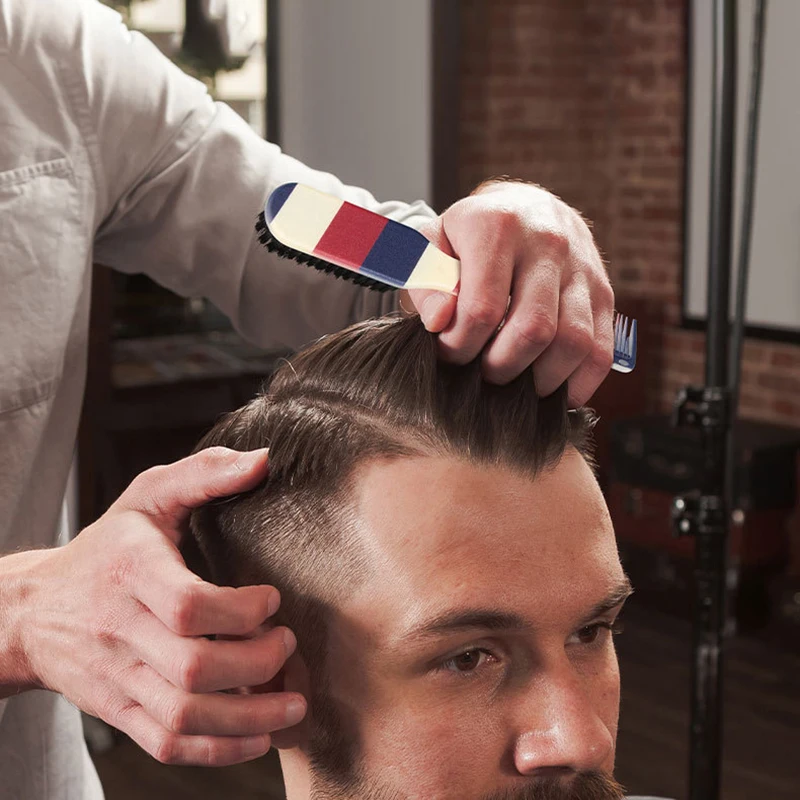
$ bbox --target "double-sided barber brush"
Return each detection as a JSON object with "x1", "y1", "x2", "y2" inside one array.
[
  {"x1": 256, "y1": 182, "x2": 636, "y2": 373},
  {"x1": 256, "y1": 182, "x2": 459, "y2": 294}
]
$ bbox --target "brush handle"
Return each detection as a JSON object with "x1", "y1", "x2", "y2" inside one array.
[{"x1": 264, "y1": 183, "x2": 460, "y2": 294}]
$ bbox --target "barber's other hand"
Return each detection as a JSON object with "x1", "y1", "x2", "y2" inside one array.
[
  {"x1": 17, "y1": 447, "x2": 306, "y2": 766},
  {"x1": 403, "y1": 181, "x2": 614, "y2": 406}
]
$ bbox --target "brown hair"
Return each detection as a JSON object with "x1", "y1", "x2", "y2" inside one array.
[{"x1": 187, "y1": 314, "x2": 594, "y2": 675}]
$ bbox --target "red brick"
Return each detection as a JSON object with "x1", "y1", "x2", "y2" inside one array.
[
  {"x1": 771, "y1": 399, "x2": 800, "y2": 421},
  {"x1": 757, "y1": 373, "x2": 800, "y2": 394},
  {"x1": 771, "y1": 349, "x2": 800, "y2": 370}
]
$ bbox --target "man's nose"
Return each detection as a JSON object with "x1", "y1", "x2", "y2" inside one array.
[{"x1": 511, "y1": 662, "x2": 615, "y2": 777}]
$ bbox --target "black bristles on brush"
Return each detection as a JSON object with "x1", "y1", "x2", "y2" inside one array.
[{"x1": 256, "y1": 213, "x2": 395, "y2": 293}]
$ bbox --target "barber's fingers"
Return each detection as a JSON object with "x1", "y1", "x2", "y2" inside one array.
[
  {"x1": 480, "y1": 259, "x2": 561, "y2": 385},
  {"x1": 114, "y1": 702, "x2": 272, "y2": 767},
  {"x1": 128, "y1": 539, "x2": 279, "y2": 637},
  {"x1": 438, "y1": 222, "x2": 515, "y2": 365},
  {"x1": 125, "y1": 661, "x2": 306, "y2": 739},
  {"x1": 531, "y1": 278, "x2": 597, "y2": 400},
  {"x1": 564, "y1": 287, "x2": 615, "y2": 407},
  {"x1": 114, "y1": 447, "x2": 270, "y2": 530},
  {"x1": 126, "y1": 610, "x2": 296, "y2": 694},
  {"x1": 411, "y1": 216, "x2": 514, "y2": 362}
]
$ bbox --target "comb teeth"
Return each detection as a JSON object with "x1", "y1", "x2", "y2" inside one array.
[
  {"x1": 612, "y1": 313, "x2": 637, "y2": 373},
  {"x1": 256, "y1": 213, "x2": 394, "y2": 293}
]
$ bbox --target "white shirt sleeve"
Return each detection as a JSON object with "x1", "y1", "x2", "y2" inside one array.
[{"x1": 43, "y1": 0, "x2": 436, "y2": 350}]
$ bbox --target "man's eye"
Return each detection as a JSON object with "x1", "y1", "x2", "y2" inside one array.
[
  {"x1": 572, "y1": 620, "x2": 625, "y2": 647},
  {"x1": 440, "y1": 648, "x2": 494, "y2": 675}
]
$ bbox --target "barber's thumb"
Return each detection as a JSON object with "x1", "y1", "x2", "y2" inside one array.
[
  {"x1": 116, "y1": 447, "x2": 270, "y2": 526},
  {"x1": 412, "y1": 290, "x2": 456, "y2": 332},
  {"x1": 413, "y1": 219, "x2": 458, "y2": 332}
]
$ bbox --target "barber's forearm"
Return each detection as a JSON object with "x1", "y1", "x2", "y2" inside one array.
[{"x1": 0, "y1": 550, "x2": 46, "y2": 699}]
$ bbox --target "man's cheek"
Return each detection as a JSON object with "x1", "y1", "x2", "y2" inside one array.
[
  {"x1": 595, "y1": 658, "x2": 622, "y2": 769},
  {"x1": 361, "y1": 696, "x2": 503, "y2": 800}
]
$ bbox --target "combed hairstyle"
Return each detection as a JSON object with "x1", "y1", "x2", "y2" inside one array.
[{"x1": 186, "y1": 314, "x2": 595, "y2": 679}]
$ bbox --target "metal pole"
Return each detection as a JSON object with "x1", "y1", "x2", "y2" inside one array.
[
  {"x1": 690, "y1": 0, "x2": 736, "y2": 797},
  {"x1": 706, "y1": 0, "x2": 736, "y2": 388}
]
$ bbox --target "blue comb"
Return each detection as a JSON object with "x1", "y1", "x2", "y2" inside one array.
[{"x1": 612, "y1": 313, "x2": 637, "y2": 374}]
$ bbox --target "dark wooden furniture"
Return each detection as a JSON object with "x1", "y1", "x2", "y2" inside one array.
[{"x1": 78, "y1": 266, "x2": 289, "y2": 526}]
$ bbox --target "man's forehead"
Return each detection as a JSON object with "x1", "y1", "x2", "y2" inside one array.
[
  {"x1": 346, "y1": 451, "x2": 621, "y2": 632},
  {"x1": 352, "y1": 451, "x2": 610, "y2": 552}
]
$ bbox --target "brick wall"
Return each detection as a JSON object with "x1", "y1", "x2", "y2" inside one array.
[{"x1": 458, "y1": 0, "x2": 800, "y2": 426}]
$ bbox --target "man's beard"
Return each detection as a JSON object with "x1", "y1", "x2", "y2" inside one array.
[
  {"x1": 311, "y1": 770, "x2": 626, "y2": 800},
  {"x1": 307, "y1": 688, "x2": 625, "y2": 800}
]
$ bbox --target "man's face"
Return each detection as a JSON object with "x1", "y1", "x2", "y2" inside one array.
[{"x1": 311, "y1": 449, "x2": 629, "y2": 800}]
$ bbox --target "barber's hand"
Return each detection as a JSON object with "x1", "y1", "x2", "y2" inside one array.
[
  {"x1": 18, "y1": 447, "x2": 305, "y2": 766},
  {"x1": 403, "y1": 180, "x2": 614, "y2": 406}
]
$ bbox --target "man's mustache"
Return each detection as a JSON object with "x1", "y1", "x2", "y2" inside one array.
[
  {"x1": 312, "y1": 768, "x2": 626, "y2": 800},
  {"x1": 483, "y1": 771, "x2": 626, "y2": 800}
]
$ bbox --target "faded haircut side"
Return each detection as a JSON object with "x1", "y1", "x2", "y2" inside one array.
[{"x1": 185, "y1": 313, "x2": 595, "y2": 681}]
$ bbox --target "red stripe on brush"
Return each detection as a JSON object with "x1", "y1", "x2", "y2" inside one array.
[{"x1": 314, "y1": 202, "x2": 388, "y2": 270}]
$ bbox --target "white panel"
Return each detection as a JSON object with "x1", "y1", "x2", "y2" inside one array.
[
  {"x1": 216, "y1": 43, "x2": 267, "y2": 100},
  {"x1": 129, "y1": 0, "x2": 184, "y2": 31},
  {"x1": 686, "y1": 0, "x2": 800, "y2": 331},
  {"x1": 278, "y1": 0, "x2": 432, "y2": 205}
]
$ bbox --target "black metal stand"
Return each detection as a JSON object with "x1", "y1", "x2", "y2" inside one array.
[
  {"x1": 672, "y1": 388, "x2": 731, "y2": 800},
  {"x1": 671, "y1": 1, "x2": 737, "y2": 798}
]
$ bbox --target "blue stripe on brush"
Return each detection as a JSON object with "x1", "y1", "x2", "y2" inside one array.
[
  {"x1": 360, "y1": 220, "x2": 429, "y2": 286},
  {"x1": 265, "y1": 182, "x2": 296, "y2": 222}
]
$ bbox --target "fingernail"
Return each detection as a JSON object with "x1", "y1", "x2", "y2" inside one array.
[
  {"x1": 285, "y1": 697, "x2": 307, "y2": 726},
  {"x1": 282, "y1": 628, "x2": 297, "y2": 658},
  {"x1": 267, "y1": 589, "x2": 281, "y2": 617},
  {"x1": 234, "y1": 448, "x2": 269, "y2": 472},
  {"x1": 421, "y1": 293, "x2": 448, "y2": 329},
  {"x1": 243, "y1": 736, "x2": 270, "y2": 759}
]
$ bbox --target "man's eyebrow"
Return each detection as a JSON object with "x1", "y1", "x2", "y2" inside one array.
[
  {"x1": 401, "y1": 610, "x2": 531, "y2": 643},
  {"x1": 576, "y1": 576, "x2": 634, "y2": 627},
  {"x1": 400, "y1": 577, "x2": 634, "y2": 644}
]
